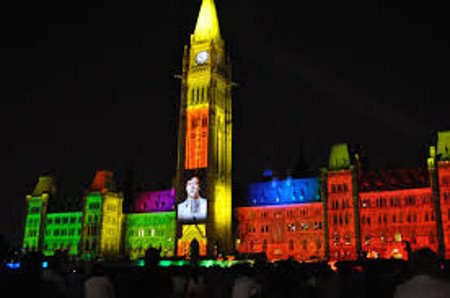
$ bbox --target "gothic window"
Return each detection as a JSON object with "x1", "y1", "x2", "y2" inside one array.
[
  {"x1": 431, "y1": 212, "x2": 435, "y2": 221},
  {"x1": 289, "y1": 239, "x2": 294, "y2": 251},
  {"x1": 425, "y1": 212, "x2": 429, "y2": 222},
  {"x1": 302, "y1": 239, "x2": 307, "y2": 250},
  {"x1": 343, "y1": 184, "x2": 349, "y2": 192},
  {"x1": 429, "y1": 232, "x2": 435, "y2": 244},
  {"x1": 316, "y1": 239, "x2": 322, "y2": 250},
  {"x1": 262, "y1": 239, "x2": 268, "y2": 251}
]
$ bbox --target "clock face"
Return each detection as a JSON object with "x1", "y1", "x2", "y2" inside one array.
[{"x1": 195, "y1": 51, "x2": 209, "y2": 64}]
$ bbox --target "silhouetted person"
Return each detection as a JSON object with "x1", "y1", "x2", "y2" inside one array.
[
  {"x1": 83, "y1": 263, "x2": 115, "y2": 298},
  {"x1": 394, "y1": 248, "x2": 450, "y2": 298},
  {"x1": 42, "y1": 250, "x2": 68, "y2": 296},
  {"x1": 144, "y1": 246, "x2": 161, "y2": 271}
]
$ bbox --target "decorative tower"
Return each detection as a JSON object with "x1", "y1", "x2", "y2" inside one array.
[
  {"x1": 324, "y1": 144, "x2": 361, "y2": 261},
  {"x1": 429, "y1": 131, "x2": 450, "y2": 259},
  {"x1": 80, "y1": 170, "x2": 124, "y2": 260},
  {"x1": 22, "y1": 175, "x2": 56, "y2": 252},
  {"x1": 175, "y1": 0, "x2": 233, "y2": 257}
]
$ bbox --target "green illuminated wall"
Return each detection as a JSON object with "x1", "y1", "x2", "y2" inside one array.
[
  {"x1": 23, "y1": 175, "x2": 55, "y2": 252},
  {"x1": 125, "y1": 212, "x2": 176, "y2": 260},
  {"x1": 23, "y1": 194, "x2": 49, "y2": 252},
  {"x1": 80, "y1": 193, "x2": 103, "y2": 260},
  {"x1": 42, "y1": 212, "x2": 83, "y2": 256}
]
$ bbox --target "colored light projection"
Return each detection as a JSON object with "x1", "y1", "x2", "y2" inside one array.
[
  {"x1": 236, "y1": 203, "x2": 325, "y2": 261},
  {"x1": 438, "y1": 161, "x2": 450, "y2": 259},
  {"x1": 23, "y1": 175, "x2": 55, "y2": 252},
  {"x1": 327, "y1": 169, "x2": 359, "y2": 261},
  {"x1": 125, "y1": 212, "x2": 176, "y2": 260},
  {"x1": 42, "y1": 212, "x2": 82, "y2": 256},
  {"x1": 185, "y1": 106, "x2": 209, "y2": 169},
  {"x1": 192, "y1": 0, "x2": 221, "y2": 43},
  {"x1": 134, "y1": 188, "x2": 176, "y2": 213},
  {"x1": 359, "y1": 188, "x2": 435, "y2": 260},
  {"x1": 328, "y1": 143, "x2": 351, "y2": 170},
  {"x1": 81, "y1": 193, "x2": 102, "y2": 260},
  {"x1": 213, "y1": 181, "x2": 232, "y2": 249},
  {"x1": 247, "y1": 177, "x2": 321, "y2": 206},
  {"x1": 23, "y1": 194, "x2": 48, "y2": 252},
  {"x1": 177, "y1": 173, "x2": 208, "y2": 224},
  {"x1": 100, "y1": 193, "x2": 124, "y2": 259},
  {"x1": 177, "y1": 224, "x2": 207, "y2": 257}
]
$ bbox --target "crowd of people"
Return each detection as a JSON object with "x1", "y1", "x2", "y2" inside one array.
[{"x1": 1, "y1": 246, "x2": 450, "y2": 298}]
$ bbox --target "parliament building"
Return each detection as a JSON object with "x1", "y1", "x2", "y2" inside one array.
[{"x1": 21, "y1": 0, "x2": 450, "y2": 262}]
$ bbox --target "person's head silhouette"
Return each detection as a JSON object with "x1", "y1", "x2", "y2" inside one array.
[{"x1": 409, "y1": 247, "x2": 439, "y2": 276}]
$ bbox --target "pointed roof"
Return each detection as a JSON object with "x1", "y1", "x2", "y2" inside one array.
[
  {"x1": 90, "y1": 170, "x2": 115, "y2": 192},
  {"x1": 328, "y1": 143, "x2": 351, "y2": 170},
  {"x1": 32, "y1": 175, "x2": 56, "y2": 197},
  {"x1": 192, "y1": 0, "x2": 221, "y2": 43}
]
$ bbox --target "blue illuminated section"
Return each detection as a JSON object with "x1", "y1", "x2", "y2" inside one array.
[
  {"x1": 247, "y1": 177, "x2": 321, "y2": 206},
  {"x1": 6, "y1": 262, "x2": 20, "y2": 270}
]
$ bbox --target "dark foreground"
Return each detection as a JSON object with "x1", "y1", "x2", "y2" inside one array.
[{"x1": 2, "y1": 248, "x2": 450, "y2": 298}]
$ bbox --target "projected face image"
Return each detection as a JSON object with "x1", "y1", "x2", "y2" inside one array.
[
  {"x1": 177, "y1": 176, "x2": 207, "y2": 223},
  {"x1": 186, "y1": 176, "x2": 200, "y2": 199}
]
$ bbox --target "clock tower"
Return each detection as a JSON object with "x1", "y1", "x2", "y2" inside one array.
[{"x1": 175, "y1": 0, "x2": 233, "y2": 257}]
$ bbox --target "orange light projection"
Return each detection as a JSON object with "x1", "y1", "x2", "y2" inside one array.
[{"x1": 185, "y1": 107, "x2": 209, "y2": 169}]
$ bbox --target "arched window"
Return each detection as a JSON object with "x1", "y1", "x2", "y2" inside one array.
[
  {"x1": 289, "y1": 239, "x2": 294, "y2": 251},
  {"x1": 262, "y1": 239, "x2": 268, "y2": 251}
]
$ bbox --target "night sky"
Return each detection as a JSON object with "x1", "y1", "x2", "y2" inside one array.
[{"x1": 1, "y1": 0, "x2": 449, "y2": 246}]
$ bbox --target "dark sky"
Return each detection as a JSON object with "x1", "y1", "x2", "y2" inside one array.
[{"x1": 1, "y1": 0, "x2": 449, "y2": 246}]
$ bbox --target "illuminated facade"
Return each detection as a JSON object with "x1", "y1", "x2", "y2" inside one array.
[
  {"x1": 21, "y1": 0, "x2": 450, "y2": 263},
  {"x1": 236, "y1": 134, "x2": 450, "y2": 261},
  {"x1": 174, "y1": 0, "x2": 233, "y2": 257}
]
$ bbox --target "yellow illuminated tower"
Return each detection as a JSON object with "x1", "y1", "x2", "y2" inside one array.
[{"x1": 175, "y1": 0, "x2": 233, "y2": 257}]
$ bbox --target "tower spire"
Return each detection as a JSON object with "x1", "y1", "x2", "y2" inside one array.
[{"x1": 192, "y1": 0, "x2": 221, "y2": 42}]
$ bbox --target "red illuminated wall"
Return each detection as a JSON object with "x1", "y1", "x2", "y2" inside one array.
[
  {"x1": 327, "y1": 169, "x2": 358, "y2": 261},
  {"x1": 438, "y1": 161, "x2": 450, "y2": 259},
  {"x1": 185, "y1": 107, "x2": 209, "y2": 169},
  {"x1": 359, "y1": 188, "x2": 436, "y2": 260},
  {"x1": 236, "y1": 203, "x2": 325, "y2": 261}
]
